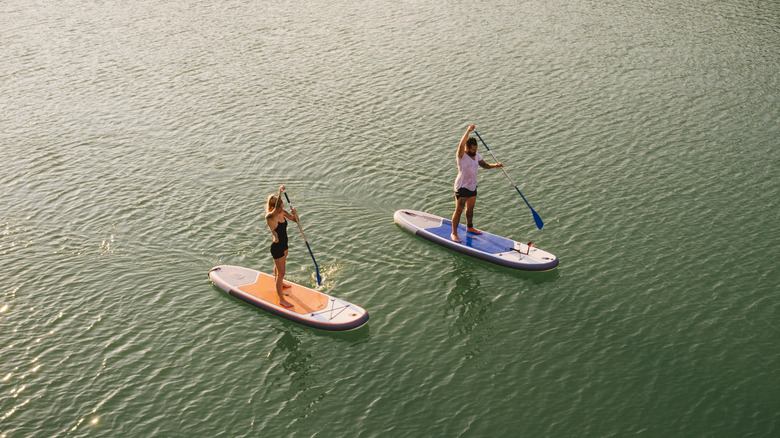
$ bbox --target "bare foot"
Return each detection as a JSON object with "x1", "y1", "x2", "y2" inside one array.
[
  {"x1": 466, "y1": 227, "x2": 482, "y2": 235},
  {"x1": 279, "y1": 300, "x2": 294, "y2": 308},
  {"x1": 282, "y1": 283, "x2": 292, "y2": 289},
  {"x1": 451, "y1": 233, "x2": 462, "y2": 243}
]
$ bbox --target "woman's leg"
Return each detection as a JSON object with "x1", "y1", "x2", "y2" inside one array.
[{"x1": 273, "y1": 251, "x2": 294, "y2": 308}]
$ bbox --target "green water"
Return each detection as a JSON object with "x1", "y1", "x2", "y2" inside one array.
[{"x1": 1, "y1": 0, "x2": 778, "y2": 436}]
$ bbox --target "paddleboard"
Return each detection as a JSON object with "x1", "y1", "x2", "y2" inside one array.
[
  {"x1": 394, "y1": 209, "x2": 559, "y2": 271},
  {"x1": 208, "y1": 265, "x2": 369, "y2": 331}
]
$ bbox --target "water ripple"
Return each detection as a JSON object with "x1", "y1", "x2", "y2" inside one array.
[{"x1": 1, "y1": 0, "x2": 778, "y2": 436}]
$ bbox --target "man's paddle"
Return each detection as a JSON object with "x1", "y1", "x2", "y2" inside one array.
[
  {"x1": 283, "y1": 191, "x2": 322, "y2": 285},
  {"x1": 473, "y1": 130, "x2": 544, "y2": 230}
]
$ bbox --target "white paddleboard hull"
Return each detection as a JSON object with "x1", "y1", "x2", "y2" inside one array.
[
  {"x1": 394, "y1": 209, "x2": 559, "y2": 271},
  {"x1": 209, "y1": 265, "x2": 369, "y2": 331}
]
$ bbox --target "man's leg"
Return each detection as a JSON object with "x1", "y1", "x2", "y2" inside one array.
[
  {"x1": 465, "y1": 196, "x2": 482, "y2": 234},
  {"x1": 451, "y1": 196, "x2": 466, "y2": 242}
]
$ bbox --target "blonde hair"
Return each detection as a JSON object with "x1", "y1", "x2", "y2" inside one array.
[{"x1": 266, "y1": 194, "x2": 282, "y2": 213}]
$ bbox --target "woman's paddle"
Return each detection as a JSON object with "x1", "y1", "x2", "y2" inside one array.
[
  {"x1": 283, "y1": 191, "x2": 322, "y2": 285},
  {"x1": 473, "y1": 130, "x2": 544, "y2": 230}
]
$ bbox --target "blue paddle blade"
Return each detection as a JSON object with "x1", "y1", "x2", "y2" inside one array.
[
  {"x1": 513, "y1": 185, "x2": 544, "y2": 230},
  {"x1": 531, "y1": 209, "x2": 544, "y2": 230}
]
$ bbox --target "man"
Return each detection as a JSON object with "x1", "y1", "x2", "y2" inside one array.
[{"x1": 452, "y1": 124, "x2": 503, "y2": 242}]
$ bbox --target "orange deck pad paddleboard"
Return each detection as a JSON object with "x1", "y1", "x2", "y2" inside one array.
[
  {"x1": 209, "y1": 265, "x2": 369, "y2": 331},
  {"x1": 237, "y1": 272, "x2": 329, "y2": 314}
]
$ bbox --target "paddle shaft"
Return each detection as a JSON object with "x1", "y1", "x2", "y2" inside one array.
[
  {"x1": 473, "y1": 130, "x2": 544, "y2": 230},
  {"x1": 282, "y1": 191, "x2": 322, "y2": 285}
]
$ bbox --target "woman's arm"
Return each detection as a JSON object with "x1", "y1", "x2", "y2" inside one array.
[
  {"x1": 265, "y1": 185, "x2": 285, "y2": 220},
  {"x1": 283, "y1": 208, "x2": 297, "y2": 222}
]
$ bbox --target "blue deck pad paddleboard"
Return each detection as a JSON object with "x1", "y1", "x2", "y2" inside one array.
[
  {"x1": 424, "y1": 220, "x2": 517, "y2": 255},
  {"x1": 394, "y1": 209, "x2": 559, "y2": 271}
]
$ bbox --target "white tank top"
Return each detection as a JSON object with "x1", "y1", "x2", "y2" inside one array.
[{"x1": 454, "y1": 152, "x2": 482, "y2": 191}]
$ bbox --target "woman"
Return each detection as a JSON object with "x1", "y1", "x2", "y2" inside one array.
[{"x1": 266, "y1": 185, "x2": 297, "y2": 308}]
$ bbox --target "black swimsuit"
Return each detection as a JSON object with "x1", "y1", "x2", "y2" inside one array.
[{"x1": 270, "y1": 220, "x2": 288, "y2": 259}]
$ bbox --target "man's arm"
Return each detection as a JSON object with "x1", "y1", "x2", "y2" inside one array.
[
  {"x1": 479, "y1": 159, "x2": 503, "y2": 169},
  {"x1": 457, "y1": 124, "x2": 476, "y2": 159}
]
